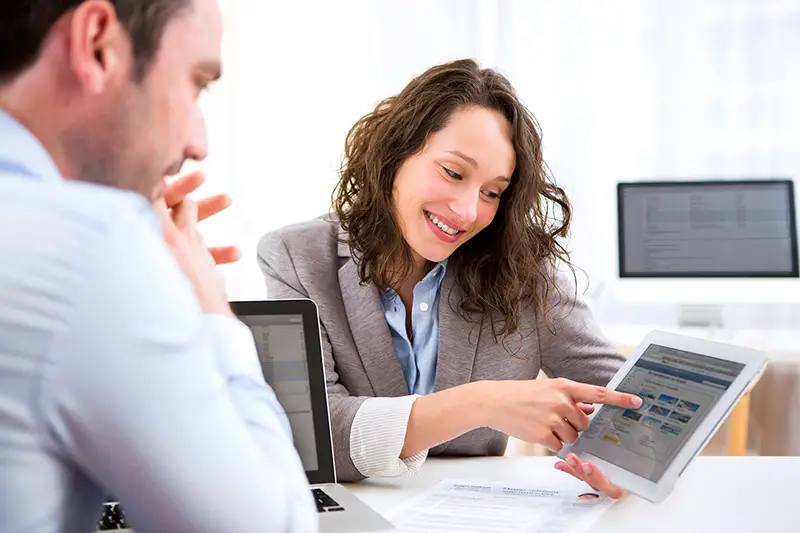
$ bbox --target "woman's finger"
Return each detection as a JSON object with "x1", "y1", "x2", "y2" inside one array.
[
  {"x1": 554, "y1": 419, "x2": 579, "y2": 445},
  {"x1": 554, "y1": 460, "x2": 585, "y2": 482},
  {"x1": 556, "y1": 457, "x2": 604, "y2": 494},
  {"x1": 581, "y1": 461, "x2": 626, "y2": 499},
  {"x1": 541, "y1": 432, "x2": 563, "y2": 454},
  {"x1": 565, "y1": 454, "x2": 604, "y2": 492}
]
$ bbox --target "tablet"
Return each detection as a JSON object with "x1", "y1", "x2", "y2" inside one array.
[{"x1": 558, "y1": 330, "x2": 767, "y2": 503}]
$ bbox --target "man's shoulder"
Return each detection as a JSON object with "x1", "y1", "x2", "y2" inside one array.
[
  {"x1": 0, "y1": 177, "x2": 163, "y2": 288},
  {"x1": 1, "y1": 176, "x2": 153, "y2": 234},
  {"x1": 257, "y1": 214, "x2": 341, "y2": 264},
  {"x1": 0, "y1": 176, "x2": 174, "y2": 357}
]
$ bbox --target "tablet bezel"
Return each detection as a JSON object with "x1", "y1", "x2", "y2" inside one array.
[{"x1": 558, "y1": 330, "x2": 767, "y2": 503}]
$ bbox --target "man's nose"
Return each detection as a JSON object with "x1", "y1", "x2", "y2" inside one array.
[{"x1": 184, "y1": 107, "x2": 209, "y2": 162}]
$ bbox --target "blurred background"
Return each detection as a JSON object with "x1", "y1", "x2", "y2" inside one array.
[{"x1": 189, "y1": 0, "x2": 800, "y2": 457}]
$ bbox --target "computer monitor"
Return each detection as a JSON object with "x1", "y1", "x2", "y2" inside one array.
[
  {"x1": 608, "y1": 179, "x2": 800, "y2": 326},
  {"x1": 618, "y1": 179, "x2": 798, "y2": 278}
]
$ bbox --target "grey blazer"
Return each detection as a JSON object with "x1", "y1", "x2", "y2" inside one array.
[{"x1": 257, "y1": 216, "x2": 625, "y2": 481}]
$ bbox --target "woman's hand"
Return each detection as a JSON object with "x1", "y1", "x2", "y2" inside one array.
[
  {"x1": 480, "y1": 378, "x2": 642, "y2": 453},
  {"x1": 555, "y1": 453, "x2": 627, "y2": 499}
]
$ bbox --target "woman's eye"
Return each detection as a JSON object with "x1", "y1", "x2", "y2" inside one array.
[
  {"x1": 443, "y1": 167, "x2": 462, "y2": 180},
  {"x1": 482, "y1": 190, "x2": 501, "y2": 200}
]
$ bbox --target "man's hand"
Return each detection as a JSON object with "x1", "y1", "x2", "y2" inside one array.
[
  {"x1": 156, "y1": 171, "x2": 237, "y2": 315},
  {"x1": 163, "y1": 171, "x2": 240, "y2": 265},
  {"x1": 555, "y1": 453, "x2": 627, "y2": 499},
  {"x1": 156, "y1": 197, "x2": 231, "y2": 316}
]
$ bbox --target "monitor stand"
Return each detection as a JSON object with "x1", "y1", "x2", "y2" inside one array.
[{"x1": 677, "y1": 304, "x2": 724, "y2": 328}]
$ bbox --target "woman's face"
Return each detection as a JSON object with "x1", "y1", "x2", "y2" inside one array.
[{"x1": 392, "y1": 106, "x2": 516, "y2": 265}]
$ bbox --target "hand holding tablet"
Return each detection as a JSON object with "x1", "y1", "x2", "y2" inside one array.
[{"x1": 558, "y1": 331, "x2": 767, "y2": 503}]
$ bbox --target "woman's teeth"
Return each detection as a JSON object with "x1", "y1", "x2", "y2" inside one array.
[{"x1": 426, "y1": 211, "x2": 460, "y2": 235}]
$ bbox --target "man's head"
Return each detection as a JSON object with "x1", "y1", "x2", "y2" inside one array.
[{"x1": 0, "y1": 0, "x2": 222, "y2": 201}]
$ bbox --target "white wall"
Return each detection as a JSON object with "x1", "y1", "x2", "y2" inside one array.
[
  {"x1": 192, "y1": 0, "x2": 800, "y2": 325},
  {"x1": 194, "y1": 0, "x2": 501, "y2": 300}
]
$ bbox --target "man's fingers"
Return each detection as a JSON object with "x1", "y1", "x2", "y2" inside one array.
[
  {"x1": 197, "y1": 194, "x2": 232, "y2": 222},
  {"x1": 564, "y1": 381, "x2": 642, "y2": 409},
  {"x1": 154, "y1": 201, "x2": 180, "y2": 243},
  {"x1": 164, "y1": 171, "x2": 205, "y2": 208},
  {"x1": 210, "y1": 246, "x2": 240, "y2": 265},
  {"x1": 153, "y1": 199, "x2": 170, "y2": 222},
  {"x1": 171, "y1": 198, "x2": 199, "y2": 232}
]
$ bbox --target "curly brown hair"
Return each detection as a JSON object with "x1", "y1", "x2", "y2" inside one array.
[{"x1": 333, "y1": 58, "x2": 573, "y2": 338}]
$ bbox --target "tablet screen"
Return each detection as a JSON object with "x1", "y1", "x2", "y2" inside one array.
[{"x1": 572, "y1": 344, "x2": 745, "y2": 482}]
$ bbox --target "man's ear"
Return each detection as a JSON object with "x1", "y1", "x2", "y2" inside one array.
[{"x1": 67, "y1": 0, "x2": 130, "y2": 94}]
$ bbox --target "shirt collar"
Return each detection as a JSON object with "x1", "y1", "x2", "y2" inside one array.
[
  {"x1": 0, "y1": 109, "x2": 62, "y2": 181},
  {"x1": 382, "y1": 259, "x2": 448, "y2": 299},
  {"x1": 428, "y1": 259, "x2": 448, "y2": 283}
]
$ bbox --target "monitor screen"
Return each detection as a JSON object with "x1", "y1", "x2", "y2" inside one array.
[
  {"x1": 571, "y1": 344, "x2": 745, "y2": 482},
  {"x1": 617, "y1": 180, "x2": 798, "y2": 277},
  {"x1": 236, "y1": 313, "x2": 319, "y2": 472}
]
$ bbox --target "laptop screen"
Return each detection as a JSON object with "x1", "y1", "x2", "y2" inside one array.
[
  {"x1": 232, "y1": 299, "x2": 336, "y2": 484},
  {"x1": 237, "y1": 313, "x2": 320, "y2": 471}
]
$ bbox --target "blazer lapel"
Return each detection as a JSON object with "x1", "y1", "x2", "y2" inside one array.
[
  {"x1": 433, "y1": 271, "x2": 480, "y2": 393},
  {"x1": 337, "y1": 251, "x2": 409, "y2": 398}
]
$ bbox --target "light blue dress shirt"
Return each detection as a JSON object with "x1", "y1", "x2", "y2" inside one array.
[
  {"x1": 382, "y1": 261, "x2": 447, "y2": 395},
  {"x1": 0, "y1": 110, "x2": 316, "y2": 533}
]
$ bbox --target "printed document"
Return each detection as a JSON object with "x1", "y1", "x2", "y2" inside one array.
[{"x1": 386, "y1": 479, "x2": 614, "y2": 533}]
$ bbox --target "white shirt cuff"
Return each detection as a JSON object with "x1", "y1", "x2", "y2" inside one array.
[{"x1": 349, "y1": 395, "x2": 427, "y2": 478}]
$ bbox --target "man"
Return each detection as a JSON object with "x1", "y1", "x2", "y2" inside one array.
[{"x1": 0, "y1": 1, "x2": 316, "y2": 532}]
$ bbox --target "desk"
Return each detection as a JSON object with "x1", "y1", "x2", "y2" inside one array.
[{"x1": 346, "y1": 456, "x2": 799, "y2": 532}]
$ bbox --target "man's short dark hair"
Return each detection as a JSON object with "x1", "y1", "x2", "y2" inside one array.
[{"x1": 0, "y1": 0, "x2": 191, "y2": 83}]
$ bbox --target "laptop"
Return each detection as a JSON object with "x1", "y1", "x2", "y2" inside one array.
[
  {"x1": 96, "y1": 299, "x2": 394, "y2": 532},
  {"x1": 232, "y1": 299, "x2": 395, "y2": 533}
]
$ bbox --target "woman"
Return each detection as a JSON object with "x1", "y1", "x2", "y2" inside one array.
[{"x1": 258, "y1": 59, "x2": 640, "y2": 496}]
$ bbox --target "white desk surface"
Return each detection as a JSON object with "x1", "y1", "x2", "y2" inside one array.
[{"x1": 345, "y1": 456, "x2": 799, "y2": 533}]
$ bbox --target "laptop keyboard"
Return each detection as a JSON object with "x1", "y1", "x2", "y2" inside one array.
[
  {"x1": 97, "y1": 502, "x2": 129, "y2": 530},
  {"x1": 312, "y1": 488, "x2": 345, "y2": 513},
  {"x1": 98, "y1": 488, "x2": 343, "y2": 528}
]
